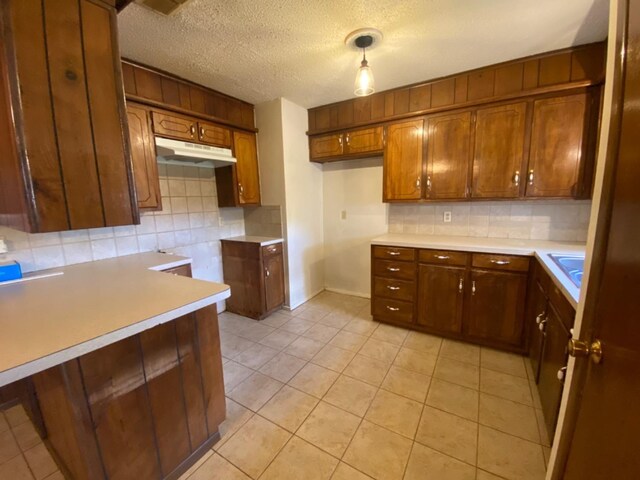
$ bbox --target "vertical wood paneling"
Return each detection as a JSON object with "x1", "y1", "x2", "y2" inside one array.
[
  {"x1": 45, "y1": 0, "x2": 104, "y2": 229},
  {"x1": 226, "y1": 99, "x2": 242, "y2": 125},
  {"x1": 494, "y1": 63, "x2": 524, "y2": 96},
  {"x1": 538, "y1": 52, "x2": 572, "y2": 86},
  {"x1": 409, "y1": 84, "x2": 431, "y2": 112},
  {"x1": 178, "y1": 83, "x2": 192, "y2": 109},
  {"x1": 160, "y1": 77, "x2": 181, "y2": 106},
  {"x1": 195, "y1": 305, "x2": 226, "y2": 433},
  {"x1": 189, "y1": 87, "x2": 206, "y2": 113},
  {"x1": 353, "y1": 96, "x2": 371, "y2": 123},
  {"x1": 329, "y1": 106, "x2": 339, "y2": 128},
  {"x1": 431, "y1": 78, "x2": 455, "y2": 107},
  {"x1": 121, "y1": 62, "x2": 137, "y2": 95},
  {"x1": 81, "y1": 0, "x2": 135, "y2": 226},
  {"x1": 371, "y1": 94, "x2": 385, "y2": 119},
  {"x1": 240, "y1": 103, "x2": 255, "y2": 128},
  {"x1": 393, "y1": 89, "x2": 410, "y2": 115},
  {"x1": 337, "y1": 102, "x2": 354, "y2": 126},
  {"x1": 467, "y1": 70, "x2": 495, "y2": 100},
  {"x1": 9, "y1": 0, "x2": 68, "y2": 231},
  {"x1": 523, "y1": 60, "x2": 539, "y2": 90},
  {"x1": 314, "y1": 107, "x2": 330, "y2": 130},
  {"x1": 384, "y1": 92, "x2": 395, "y2": 117},
  {"x1": 133, "y1": 68, "x2": 163, "y2": 102},
  {"x1": 571, "y1": 44, "x2": 606, "y2": 82},
  {"x1": 454, "y1": 76, "x2": 468, "y2": 103}
]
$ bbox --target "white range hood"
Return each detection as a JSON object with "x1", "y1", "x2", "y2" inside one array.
[{"x1": 155, "y1": 137, "x2": 236, "y2": 169}]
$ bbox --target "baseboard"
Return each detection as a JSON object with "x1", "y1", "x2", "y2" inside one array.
[
  {"x1": 324, "y1": 287, "x2": 371, "y2": 299},
  {"x1": 285, "y1": 287, "x2": 326, "y2": 310}
]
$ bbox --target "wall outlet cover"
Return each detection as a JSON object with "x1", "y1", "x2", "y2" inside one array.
[{"x1": 444, "y1": 211, "x2": 452, "y2": 223}]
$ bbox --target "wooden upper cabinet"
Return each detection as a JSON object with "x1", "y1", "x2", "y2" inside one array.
[
  {"x1": 126, "y1": 103, "x2": 161, "y2": 210},
  {"x1": 151, "y1": 111, "x2": 196, "y2": 142},
  {"x1": 472, "y1": 102, "x2": 528, "y2": 199},
  {"x1": 197, "y1": 121, "x2": 231, "y2": 148},
  {"x1": 384, "y1": 119, "x2": 425, "y2": 201},
  {"x1": 0, "y1": 0, "x2": 138, "y2": 233},
  {"x1": 310, "y1": 133, "x2": 344, "y2": 160},
  {"x1": 234, "y1": 131, "x2": 261, "y2": 205},
  {"x1": 344, "y1": 126, "x2": 384, "y2": 155},
  {"x1": 417, "y1": 264, "x2": 465, "y2": 334},
  {"x1": 526, "y1": 92, "x2": 592, "y2": 198},
  {"x1": 465, "y1": 269, "x2": 528, "y2": 347},
  {"x1": 425, "y1": 111, "x2": 472, "y2": 199}
]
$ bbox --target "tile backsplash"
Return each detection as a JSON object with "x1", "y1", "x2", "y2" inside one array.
[
  {"x1": 0, "y1": 164, "x2": 245, "y2": 281},
  {"x1": 389, "y1": 200, "x2": 591, "y2": 242},
  {"x1": 243, "y1": 205, "x2": 283, "y2": 238}
]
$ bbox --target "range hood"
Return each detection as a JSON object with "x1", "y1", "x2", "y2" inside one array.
[{"x1": 155, "y1": 137, "x2": 236, "y2": 169}]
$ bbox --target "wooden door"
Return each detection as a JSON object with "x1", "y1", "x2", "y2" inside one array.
[
  {"x1": 425, "y1": 111, "x2": 472, "y2": 199},
  {"x1": 383, "y1": 119, "x2": 424, "y2": 201},
  {"x1": 344, "y1": 126, "x2": 384, "y2": 155},
  {"x1": 561, "y1": 2, "x2": 640, "y2": 477},
  {"x1": 526, "y1": 93, "x2": 590, "y2": 198},
  {"x1": 537, "y1": 305, "x2": 570, "y2": 444},
  {"x1": 197, "y1": 121, "x2": 231, "y2": 148},
  {"x1": 126, "y1": 104, "x2": 162, "y2": 210},
  {"x1": 264, "y1": 252, "x2": 285, "y2": 312},
  {"x1": 233, "y1": 131, "x2": 261, "y2": 205},
  {"x1": 417, "y1": 264, "x2": 465, "y2": 334},
  {"x1": 472, "y1": 102, "x2": 527, "y2": 198},
  {"x1": 465, "y1": 269, "x2": 527, "y2": 347},
  {"x1": 151, "y1": 111, "x2": 197, "y2": 141},
  {"x1": 310, "y1": 133, "x2": 343, "y2": 160}
]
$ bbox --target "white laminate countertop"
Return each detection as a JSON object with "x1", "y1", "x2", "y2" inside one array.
[
  {"x1": 222, "y1": 235, "x2": 284, "y2": 246},
  {"x1": 372, "y1": 234, "x2": 585, "y2": 308},
  {"x1": 0, "y1": 252, "x2": 230, "y2": 387}
]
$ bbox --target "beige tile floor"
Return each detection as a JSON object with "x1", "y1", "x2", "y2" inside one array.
[{"x1": 0, "y1": 291, "x2": 551, "y2": 480}]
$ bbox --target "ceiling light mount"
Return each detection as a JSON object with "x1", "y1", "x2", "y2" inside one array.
[{"x1": 344, "y1": 28, "x2": 383, "y2": 51}]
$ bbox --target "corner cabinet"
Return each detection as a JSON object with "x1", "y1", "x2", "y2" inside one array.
[
  {"x1": 0, "y1": 0, "x2": 138, "y2": 233},
  {"x1": 221, "y1": 240, "x2": 284, "y2": 319},
  {"x1": 216, "y1": 131, "x2": 261, "y2": 207},
  {"x1": 372, "y1": 245, "x2": 531, "y2": 352}
]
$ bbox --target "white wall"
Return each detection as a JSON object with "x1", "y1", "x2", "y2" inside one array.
[
  {"x1": 323, "y1": 159, "x2": 388, "y2": 297},
  {"x1": 280, "y1": 98, "x2": 324, "y2": 308}
]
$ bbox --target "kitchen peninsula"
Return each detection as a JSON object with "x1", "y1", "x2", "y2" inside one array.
[{"x1": 0, "y1": 253, "x2": 230, "y2": 480}]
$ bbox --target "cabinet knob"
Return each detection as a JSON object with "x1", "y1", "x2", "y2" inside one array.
[{"x1": 528, "y1": 169, "x2": 535, "y2": 186}]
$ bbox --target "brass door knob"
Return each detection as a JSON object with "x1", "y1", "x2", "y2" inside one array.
[{"x1": 568, "y1": 338, "x2": 603, "y2": 364}]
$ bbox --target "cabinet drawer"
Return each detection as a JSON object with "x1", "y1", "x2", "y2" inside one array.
[
  {"x1": 373, "y1": 259, "x2": 416, "y2": 281},
  {"x1": 262, "y1": 242, "x2": 283, "y2": 257},
  {"x1": 372, "y1": 298, "x2": 414, "y2": 324},
  {"x1": 373, "y1": 277, "x2": 415, "y2": 302},
  {"x1": 472, "y1": 253, "x2": 530, "y2": 272},
  {"x1": 418, "y1": 249, "x2": 468, "y2": 266},
  {"x1": 373, "y1": 246, "x2": 416, "y2": 262}
]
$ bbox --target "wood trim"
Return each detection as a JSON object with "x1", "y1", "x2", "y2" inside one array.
[{"x1": 308, "y1": 42, "x2": 605, "y2": 136}]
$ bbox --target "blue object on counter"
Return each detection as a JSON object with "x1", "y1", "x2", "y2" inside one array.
[{"x1": 0, "y1": 260, "x2": 22, "y2": 282}]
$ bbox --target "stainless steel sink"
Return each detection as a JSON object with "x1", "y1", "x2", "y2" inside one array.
[{"x1": 548, "y1": 254, "x2": 585, "y2": 288}]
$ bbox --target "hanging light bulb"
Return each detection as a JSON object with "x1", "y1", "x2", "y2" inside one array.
[
  {"x1": 354, "y1": 48, "x2": 375, "y2": 96},
  {"x1": 353, "y1": 35, "x2": 375, "y2": 96}
]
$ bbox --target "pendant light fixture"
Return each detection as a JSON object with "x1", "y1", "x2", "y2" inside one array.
[{"x1": 345, "y1": 28, "x2": 383, "y2": 97}]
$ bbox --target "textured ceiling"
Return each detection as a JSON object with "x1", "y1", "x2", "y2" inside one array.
[{"x1": 118, "y1": 0, "x2": 608, "y2": 108}]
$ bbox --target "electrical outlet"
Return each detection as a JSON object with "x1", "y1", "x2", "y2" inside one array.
[
  {"x1": 443, "y1": 211, "x2": 452, "y2": 223},
  {"x1": 341, "y1": 210, "x2": 347, "y2": 220}
]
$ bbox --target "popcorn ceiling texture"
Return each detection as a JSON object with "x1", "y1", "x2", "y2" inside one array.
[
  {"x1": 388, "y1": 201, "x2": 592, "y2": 242},
  {"x1": 118, "y1": 0, "x2": 608, "y2": 108},
  {"x1": 0, "y1": 164, "x2": 245, "y2": 281}
]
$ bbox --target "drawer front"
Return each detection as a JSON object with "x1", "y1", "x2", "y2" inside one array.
[
  {"x1": 372, "y1": 298, "x2": 414, "y2": 324},
  {"x1": 373, "y1": 245, "x2": 416, "y2": 262},
  {"x1": 151, "y1": 111, "x2": 196, "y2": 141},
  {"x1": 373, "y1": 277, "x2": 415, "y2": 302},
  {"x1": 373, "y1": 259, "x2": 416, "y2": 281},
  {"x1": 418, "y1": 249, "x2": 469, "y2": 266},
  {"x1": 472, "y1": 253, "x2": 530, "y2": 272},
  {"x1": 262, "y1": 242, "x2": 283, "y2": 257}
]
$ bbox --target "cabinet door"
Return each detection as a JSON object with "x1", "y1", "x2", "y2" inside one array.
[
  {"x1": 197, "y1": 121, "x2": 231, "y2": 148},
  {"x1": 344, "y1": 126, "x2": 384, "y2": 155},
  {"x1": 527, "y1": 280, "x2": 549, "y2": 383},
  {"x1": 384, "y1": 119, "x2": 424, "y2": 201},
  {"x1": 264, "y1": 252, "x2": 285, "y2": 312},
  {"x1": 465, "y1": 269, "x2": 528, "y2": 347},
  {"x1": 472, "y1": 102, "x2": 527, "y2": 198},
  {"x1": 526, "y1": 93, "x2": 590, "y2": 198},
  {"x1": 310, "y1": 133, "x2": 343, "y2": 160},
  {"x1": 417, "y1": 264, "x2": 465, "y2": 334},
  {"x1": 425, "y1": 111, "x2": 472, "y2": 199},
  {"x1": 126, "y1": 104, "x2": 162, "y2": 210},
  {"x1": 537, "y1": 306, "x2": 570, "y2": 443},
  {"x1": 151, "y1": 111, "x2": 197, "y2": 141},
  {"x1": 234, "y1": 131, "x2": 261, "y2": 205}
]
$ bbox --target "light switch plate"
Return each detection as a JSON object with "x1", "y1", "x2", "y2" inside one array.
[
  {"x1": 443, "y1": 211, "x2": 452, "y2": 223},
  {"x1": 341, "y1": 210, "x2": 347, "y2": 220}
]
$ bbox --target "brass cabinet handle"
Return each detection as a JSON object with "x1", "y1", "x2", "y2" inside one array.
[
  {"x1": 528, "y1": 169, "x2": 535, "y2": 185},
  {"x1": 557, "y1": 366, "x2": 567, "y2": 383},
  {"x1": 458, "y1": 278, "x2": 464, "y2": 293},
  {"x1": 426, "y1": 175, "x2": 432, "y2": 191},
  {"x1": 200, "y1": 126, "x2": 205, "y2": 137},
  {"x1": 538, "y1": 319, "x2": 548, "y2": 332},
  {"x1": 415, "y1": 176, "x2": 421, "y2": 189},
  {"x1": 387, "y1": 267, "x2": 400, "y2": 272},
  {"x1": 345, "y1": 133, "x2": 350, "y2": 145},
  {"x1": 490, "y1": 259, "x2": 510, "y2": 265},
  {"x1": 513, "y1": 170, "x2": 520, "y2": 186},
  {"x1": 338, "y1": 135, "x2": 343, "y2": 146},
  {"x1": 568, "y1": 338, "x2": 603, "y2": 364},
  {"x1": 190, "y1": 124, "x2": 196, "y2": 137},
  {"x1": 387, "y1": 285, "x2": 400, "y2": 291},
  {"x1": 535, "y1": 312, "x2": 547, "y2": 324},
  {"x1": 435, "y1": 255, "x2": 450, "y2": 260},
  {"x1": 265, "y1": 268, "x2": 270, "y2": 277},
  {"x1": 386, "y1": 306, "x2": 400, "y2": 312},
  {"x1": 471, "y1": 280, "x2": 476, "y2": 295},
  {"x1": 387, "y1": 250, "x2": 401, "y2": 256},
  {"x1": 238, "y1": 183, "x2": 244, "y2": 196}
]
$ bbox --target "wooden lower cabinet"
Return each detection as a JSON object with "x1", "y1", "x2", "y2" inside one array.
[
  {"x1": 32, "y1": 302, "x2": 225, "y2": 480},
  {"x1": 417, "y1": 264, "x2": 465, "y2": 335},
  {"x1": 221, "y1": 240, "x2": 285, "y2": 319},
  {"x1": 372, "y1": 245, "x2": 530, "y2": 352}
]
